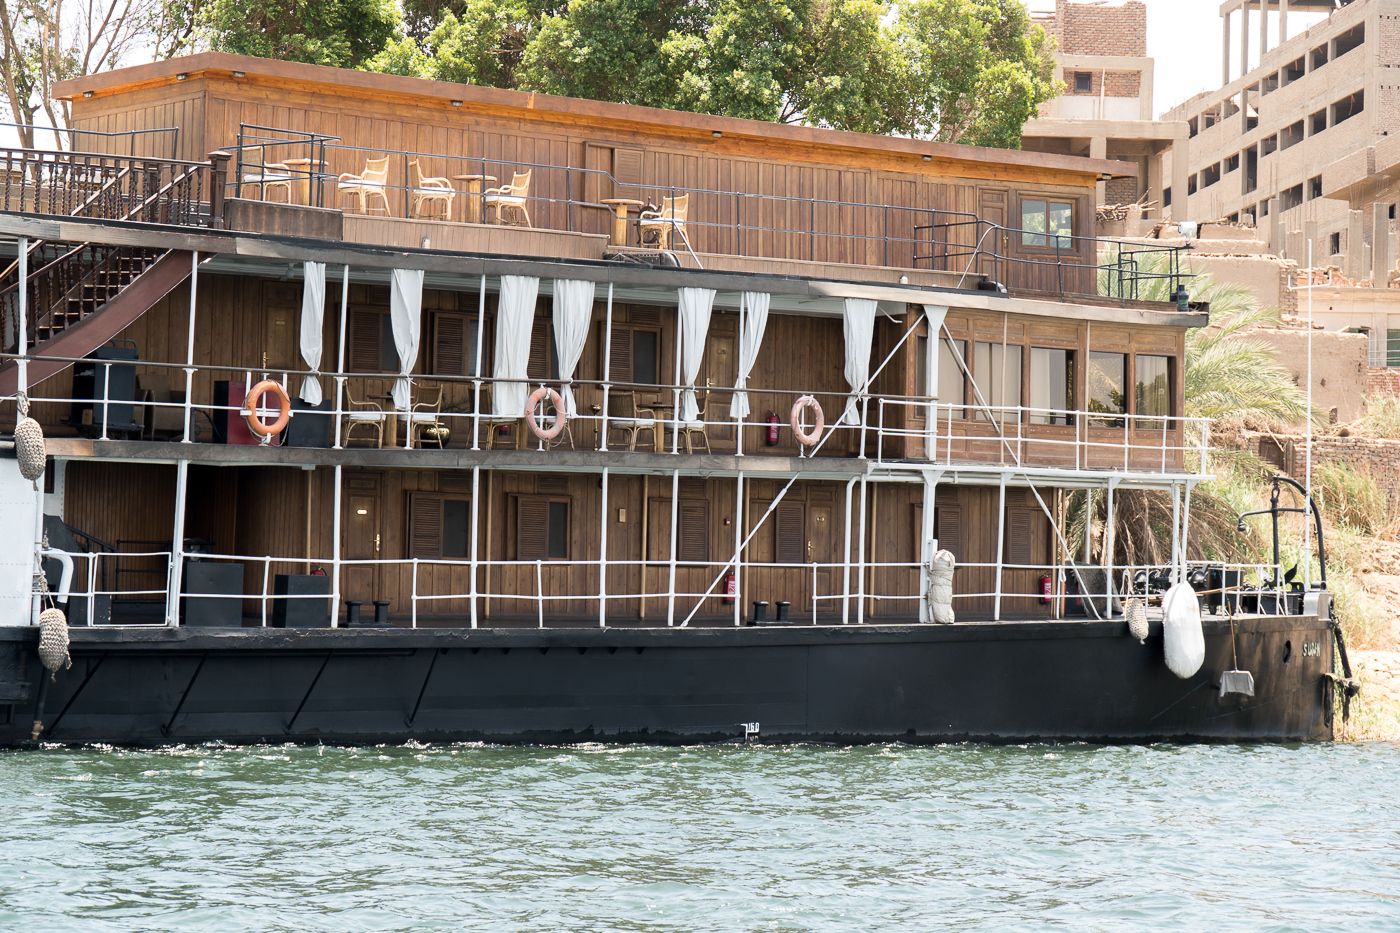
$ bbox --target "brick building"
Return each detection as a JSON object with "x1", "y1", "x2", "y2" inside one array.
[{"x1": 1021, "y1": 1, "x2": 1189, "y2": 216}]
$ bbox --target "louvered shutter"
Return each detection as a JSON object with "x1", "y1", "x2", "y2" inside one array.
[
  {"x1": 408, "y1": 492, "x2": 443, "y2": 559},
  {"x1": 678, "y1": 501, "x2": 709, "y2": 564},
  {"x1": 613, "y1": 147, "x2": 643, "y2": 195},
  {"x1": 936, "y1": 506, "x2": 962, "y2": 560},
  {"x1": 776, "y1": 502, "x2": 804, "y2": 564},
  {"x1": 528, "y1": 317, "x2": 551, "y2": 381},
  {"x1": 602, "y1": 321, "x2": 632, "y2": 383},
  {"x1": 350, "y1": 309, "x2": 382, "y2": 374},
  {"x1": 433, "y1": 311, "x2": 467, "y2": 377},
  {"x1": 517, "y1": 496, "x2": 549, "y2": 560},
  {"x1": 1005, "y1": 508, "x2": 1033, "y2": 566}
]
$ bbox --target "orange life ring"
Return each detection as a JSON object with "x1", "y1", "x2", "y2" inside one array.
[
  {"x1": 790, "y1": 395, "x2": 824, "y2": 446},
  {"x1": 526, "y1": 385, "x2": 566, "y2": 440},
  {"x1": 245, "y1": 380, "x2": 292, "y2": 436}
]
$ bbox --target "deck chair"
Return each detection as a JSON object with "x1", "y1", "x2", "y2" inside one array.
[
  {"x1": 639, "y1": 195, "x2": 688, "y2": 251},
  {"x1": 680, "y1": 386, "x2": 710, "y2": 455},
  {"x1": 407, "y1": 382, "x2": 447, "y2": 448},
  {"x1": 483, "y1": 385, "x2": 526, "y2": 449},
  {"x1": 483, "y1": 170, "x2": 532, "y2": 227},
  {"x1": 239, "y1": 152, "x2": 293, "y2": 203},
  {"x1": 407, "y1": 161, "x2": 455, "y2": 221},
  {"x1": 337, "y1": 157, "x2": 391, "y2": 215},
  {"x1": 606, "y1": 391, "x2": 657, "y2": 452},
  {"x1": 342, "y1": 386, "x2": 387, "y2": 447}
]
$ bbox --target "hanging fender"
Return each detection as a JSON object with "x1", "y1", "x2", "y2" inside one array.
[
  {"x1": 526, "y1": 386, "x2": 566, "y2": 440},
  {"x1": 790, "y1": 396, "x2": 825, "y2": 446},
  {"x1": 245, "y1": 380, "x2": 292, "y2": 437}
]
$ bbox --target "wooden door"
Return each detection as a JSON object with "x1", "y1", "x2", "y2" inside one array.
[
  {"x1": 705, "y1": 332, "x2": 736, "y2": 448},
  {"x1": 341, "y1": 474, "x2": 382, "y2": 611},
  {"x1": 261, "y1": 282, "x2": 299, "y2": 372},
  {"x1": 808, "y1": 503, "x2": 834, "y2": 615}
]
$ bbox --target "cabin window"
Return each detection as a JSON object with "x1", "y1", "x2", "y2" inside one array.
[
  {"x1": 606, "y1": 324, "x2": 662, "y2": 386},
  {"x1": 1135, "y1": 355, "x2": 1171, "y2": 429},
  {"x1": 1029, "y1": 348, "x2": 1073, "y2": 424},
  {"x1": 647, "y1": 498, "x2": 710, "y2": 564},
  {"x1": 1020, "y1": 199, "x2": 1073, "y2": 249},
  {"x1": 935, "y1": 504, "x2": 961, "y2": 560},
  {"x1": 407, "y1": 492, "x2": 471, "y2": 559},
  {"x1": 350, "y1": 309, "x2": 400, "y2": 374},
  {"x1": 430, "y1": 311, "x2": 480, "y2": 377},
  {"x1": 517, "y1": 496, "x2": 569, "y2": 560},
  {"x1": 938, "y1": 338, "x2": 966, "y2": 412},
  {"x1": 1087, "y1": 351, "x2": 1126, "y2": 427},
  {"x1": 973, "y1": 342, "x2": 1022, "y2": 422},
  {"x1": 1004, "y1": 508, "x2": 1034, "y2": 566}
]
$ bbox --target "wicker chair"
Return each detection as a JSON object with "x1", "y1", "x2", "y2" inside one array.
[
  {"x1": 407, "y1": 161, "x2": 455, "y2": 221},
  {"x1": 337, "y1": 157, "x2": 391, "y2": 215},
  {"x1": 606, "y1": 391, "x2": 658, "y2": 452},
  {"x1": 407, "y1": 382, "x2": 447, "y2": 448},
  {"x1": 483, "y1": 170, "x2": 532, "y2": 227},
  {"x1": 342, "y1": 386, "x2": 387, "y2": 447},
  {"x1": 680, "y1": 386, "x2": 710, "y2": 455},
  {"x1": 639, "y1": 195, "x2": 688, "y2": 250}
]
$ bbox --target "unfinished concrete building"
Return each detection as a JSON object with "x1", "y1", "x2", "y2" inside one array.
[{"x1": 1022, "y1": 0, "x2": 1188, "y2": 218}]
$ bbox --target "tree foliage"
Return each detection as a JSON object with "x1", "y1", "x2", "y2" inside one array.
[
  {"x1": 204, "y1": 0, "x2": 401, "y2": 69},
  {"x1": 361, "y1": 0, "x2": 1059, "y2": 145}
]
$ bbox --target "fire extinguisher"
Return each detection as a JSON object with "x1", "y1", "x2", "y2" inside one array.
[
  {"x1": 766, "y1": 410, "x2": 781, "y2": 445},
  {"x1": 1040, "y1": 572, "x2": 1053, "y2": 605},
  {"x1": 723, "y1": 572, "x2": 737, "y2": 605}
]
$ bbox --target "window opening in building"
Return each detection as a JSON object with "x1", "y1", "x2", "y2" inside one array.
[
  {"x1": 1260, "y1": 199, "x2": 1270, "y2": 217},
  {"x1": 1333, "y1": 23, "x2": 1364, "y2": 59},
  {"x1": 1188, "y1": 174, "x2": 1198, "y2": 195},
  {"x1": 1020, "y1": 199, "x2": 1073, "y2": 248},
  {"x1": 1283, "y1": 56, "x2": 1305, "y2": 84},
  {"x1": 1280, "y1": 120, "x2": 1304, "y2": 150},
  {"x1": 1087, "y1": 352, "x2": 1126, "y2": 427},
  {"x1": 1074, "y1": 72, "x2": 1092, "y2": 93},
  {"x1": 1262, "y1": 71, "x2": 1279, "y2": 95},
  {"x1": 1310, "y1": 108, "x2": 1328, "y2": 136},
  {"x1": 1221, "y1": 95, "x2": 1240, "y2": 119},
  {"x1": 1333, "y1": 91, "x2": 1364, "y2": 126},
  {"x1": 1245, "y1": 147, "x2": 1258, "y2": 193},
  {"x1": 1388, "y1": 329, "x2": 1400, "y2": 368},
  {"x1": 1203, "y1": 108, "x2": 1218, "y2": 129},
  {"x1": 1163, "y1": 187, "x2": 1171, "y2": 207},
  {"x1": 1308, "y1": 175, "x2": 1323, "y2": 200},
  {"x1": 1201, "y1": 163, "x2": 1221, "y2": 188},
  {"x1": 1280, "y1": 183, "x2": 1304, "y2": 211},
  {"x1": 1227, "y1": 212, "x2": 1239, "y2": 223},
  {"x1": 1135, "y1": 355, "x2": 1171, "y2": 430},
  {"x1": 1330, "y1": 231, "x2": 1342, "y2": 256},
  {"x1": 1225, "y1": 153, "x2": 1240, "y2": 174},
  {"x1": 1390, "y1": 204, "x2": 1396, "y2": 221},
  {"x1": 1187, "y1": 117, "x2": 1198, "y2": 138},
  {"x1": 1261, "y1": 134, "x2": 1278, "y2": 156},
  {"x1": 1029, "y1": 348, "x2": 1072, "y2": 425},
  {"x1": 1310, "y1": 43, "x2": 1328, "y2": 71},
  {"x1": 974, "y1": 342, "x2": 1022, "y2": 423}
]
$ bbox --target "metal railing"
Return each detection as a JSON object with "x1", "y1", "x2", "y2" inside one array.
[
  {"x1": 0, "y1": 122, "x2": 180, "y2": 160},
  {"x1": 1, "y1": 148, "x2": 213, "y2": 225}
]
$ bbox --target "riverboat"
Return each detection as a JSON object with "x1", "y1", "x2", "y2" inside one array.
[{"x1": 0, "y1": 53, "x2": 1344, "y2": 745}]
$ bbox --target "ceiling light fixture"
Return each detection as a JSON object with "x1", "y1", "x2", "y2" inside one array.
[{"x1": 712, "y1": 130, "x2": 723, "y2": 138}]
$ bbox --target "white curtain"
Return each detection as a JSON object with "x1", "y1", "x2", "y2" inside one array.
[
  {"x1": 390, "y1": 268, "x2": 424, "y2": 412},
  {"x1": 493, "y1": 275, "x2": 539, "y2": 417},
  {"x1": 840, "y1": 297, "x2": 877, "y2": 425},
  {"x1": 298, "y1": 261, "x2": 326, "y2": 404},
  {"x1": 729, "y1": 290, "x2": 770, "y2": 419},
  {"x1": 552, "y1": 279, "x2": 595, "y2": 417},
  {"x1": 677, "y1": 287, "x2": 715, "y2": 422}
]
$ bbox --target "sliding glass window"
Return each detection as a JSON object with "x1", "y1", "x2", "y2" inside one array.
[
  {"x1": 1087, "y1": 351, "x2": 1126, "y2": 427},
  {"x1": 1029, "y1": 348, "x2": 1072, "y2": 424},
  {"x1": 1135, "y1": 355, "x2": 1171, "y2": 429},
  {"x1": 973, "y1": 342, "x2": 1022, "y2": 422}
]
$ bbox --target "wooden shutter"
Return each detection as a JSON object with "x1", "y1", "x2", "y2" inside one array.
[
  {"x1": 678, "y1": 501, "x2": 709, "y2": 564},
  {"x1": 433, "y1": 311, "x2": 468, "y2": 377},
  {"x1": 408, "y1": 492, "x2": 443, "y2": 559},
  {"x1": 936, "y1": 505, "x2": 962, "y2": 560},
  {"x1": 613, "y1": 147, "x2": 643, "y2": 196},
  {"x1": 601, "y1": 321, "x2": 632, "y2": 383},
  {"x1": 528, "y1": 317, "x2": 551, "y2": 380},
  {"x1": 584, "y1": 144, "x2": 613, "y2": 203},
  {"x1": 1006, "y1": 508, "x2": 1033, "y2": 566},
  {"x1": 350, "y1": 309, "x2": 382, "y2": 374},
  {"x1": 776, "y1": 502, "x2": 805, "y2": 564},
  {"x1": 517, "y1": 496, "x2": 549, "y2": 560}
]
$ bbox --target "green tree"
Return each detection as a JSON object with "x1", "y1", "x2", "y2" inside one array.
[
  {"x1": 884, "y1": 0, "x2": 1059, "y2": 146},
  {"x1": 370, "y1": 0, "x2": 540, "y2": 86},
  {"x1": 205, "y1": 0, "x2": 402, "y2": 69}
]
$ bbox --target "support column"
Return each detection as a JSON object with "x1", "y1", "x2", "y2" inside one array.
[
  {"x1": 666, "y1": 469, "x2": 679, "y2": 625},
  {"x1": 918, "y1": 472, "x2": 939, "y2": 623},
  {"x1": 856, "y1": 474, "x2": 868, "y2": 625},
  {"x1": 472, "y1": 276, "x2": 486, "y2": 450},
  {"x1": 469, "y1": 464, "x2": 479, "y2": 628},
  {"x1": 1375, "y1": 206, "x2": 1396, "y2": 288},
  {"x1": 1106, "y1": 476, "x2": 1119, "y2": 617},
  {"x1": 1240, "y1": 3, "x2": 1250, "y2": 79},
  {"x1": 332, "y1": 264, "x2": 349, "y2": 450},
  {"x1": 993, "y1": 472, "x2": 1006, "y2": 622},
  {"x1": 1260, "y1": 0, "x2": 1268, "y2": 60},
  {"x1": 1090, "y1": 137, "x2": 1108, "y2": 207},
  {"x1": 16, "y1": 236, "x2": 26, "y2": 395},
  {"x1": 1348, "y1": 210, "x2": 1364, "y2": 278},
  {"x1": 1223, "y1": 10, "x2": 1232, "y2": 87},
  {"x1": 733, "y1": 472, "x2": 744, "y2": 627},
  {"x1": 181, "y1": 250, "x2": 199, "y2": 443},
  {"x1": 331, "y1": 463, "x2": 343, "y2": 626},
  {"x1": 842, "y1": 476, "x2": 855, "y2": 624},
  {"x1": 598, "y1": 467, "x2": 609, "y2": 627},
  {"x1": 1172, "y1": 138, "x2": 1190, "y2": 222},
  {"x1": 166, "y1": 459, "x2": 189, "y2": 626},
  {"x1": 600, "y1": 284, "x2": 613, "y2": 452},
  {"x1": 1269, "y1": 197, "x2": 1283, "y2": 254},
  {"x1": 1279, "y1": 0, "x2": 1288, "y2": 43}
]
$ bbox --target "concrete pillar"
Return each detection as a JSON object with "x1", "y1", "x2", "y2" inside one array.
[
  {"x1": 1269, "y1": 197, "x2": 1282, "y2": 254},
  {"x1": 1279, "y1": 0, "x2": 1288, "y2": 43},
  {"x1": 1260, "y1": 0, "x2": 1269, "y2": 59},
  {"x1": 1304, "y1": 220, "x2": 1319, "y2": 268},
  {"x1": 1223, "y1": 10, "x2": 1232, "y2": 87},
  {"x1": 1147, "y1": 149, "x2": 1164, "y2": 219},
  {"x1": 1374, "y1": 208, "x2": 1393, "y2": 286},
  {"x1": 1090, "y1": 136, "x2": 1107, "y2": 206},
  {"x1": 1348, "y1": 210, "x2": 1364, "y2": 278},
  {"x1": 1240, "y1": 3, "x2": 1250, "y2": 79},
  {"x1": 1171, "y1": 138, "x2": 1190, "y2": 222}
]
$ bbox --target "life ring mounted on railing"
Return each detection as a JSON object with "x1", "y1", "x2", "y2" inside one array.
[
  {"x1": 245, "y1": 380, "x2": 292, "y2": 439},
  {"x1": 526, "y1": 385, "x2": 566, "y2": 440},
  {"x1": 790, "y1": 395, "x2": 825, "y2": 447}
]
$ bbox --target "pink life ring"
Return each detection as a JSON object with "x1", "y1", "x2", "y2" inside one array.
[
  {"x1": 790, "y1": 395, "x2": 824, "y2": 446},
  {"x1": 526, "y1": 386, "x2": 566, "y2": 440}
]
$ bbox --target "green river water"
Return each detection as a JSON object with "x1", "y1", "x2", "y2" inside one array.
[{"x1": 1, "y1": 741, "x2": 1397, "y2": 931}]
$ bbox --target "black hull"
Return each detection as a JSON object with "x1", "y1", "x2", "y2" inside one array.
[{"x1": 1, "y1": 616, "x2": 1334, "y2": 746}]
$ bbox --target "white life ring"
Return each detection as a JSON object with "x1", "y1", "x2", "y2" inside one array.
[
  {"x1": 790, "y1": 396, "x2": 824, "y2": 446},
  {"x1": 526, "y1": 386, "x2": 566, "y2": 440}
]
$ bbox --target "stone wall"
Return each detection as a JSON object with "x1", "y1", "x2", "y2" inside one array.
[
  {"x1": 1368, "y1": 367, "x2": 1400, "y2": 396},
  {"x1": 1245, "y1": 433, "x2": 1400, "y2": 506}
]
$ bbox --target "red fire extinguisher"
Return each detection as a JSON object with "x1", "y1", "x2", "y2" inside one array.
[
  {"x1": 766, "y1": 410, "x2": 781, "y2": 445},
  {"x1": 723, "y1": 572, "x2": 737, "y2": 605},
  {"x1": 1040, "y1": 572, "x2": 1053, "y2": 605}
]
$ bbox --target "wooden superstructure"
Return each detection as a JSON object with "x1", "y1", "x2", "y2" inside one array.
[{"x1": 0, "y1": 53, "x2": 1210, "y2": 629}]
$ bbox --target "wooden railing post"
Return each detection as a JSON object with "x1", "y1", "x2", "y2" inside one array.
[{"x1": 207, "y1": 151, "x2": 231, "y2": 229}]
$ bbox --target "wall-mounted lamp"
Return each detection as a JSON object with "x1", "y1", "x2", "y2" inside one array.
[
  {"x1": 712, "y1": 130, "x2": 723, "y2": 138},
  {"x1": 176, "y1": 73, "x2": 188, "y2": 81},
  {"x1": 1100, "y1": 172, "x2": 1112, "y2": 181},
  {"x1": 82, "y1": 91, "x2": 93, "y2": 98},
  {"x1": 233, "y1": 71, "x2": 245, "y2": 78},
  {"x1": 451, "y1": 100, "x2": 463, "y2": 107},
  {"x1": 921, "y1": 154, "x2": 932, "y2": 162}
]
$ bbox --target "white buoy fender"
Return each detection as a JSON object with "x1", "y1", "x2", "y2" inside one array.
[
  {"x1": 929, "y1": 549, "x2": 955, "y2": 624},
  {"x1": 1161, "y1": 582, "x2": 1205, "y2": 679}
]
